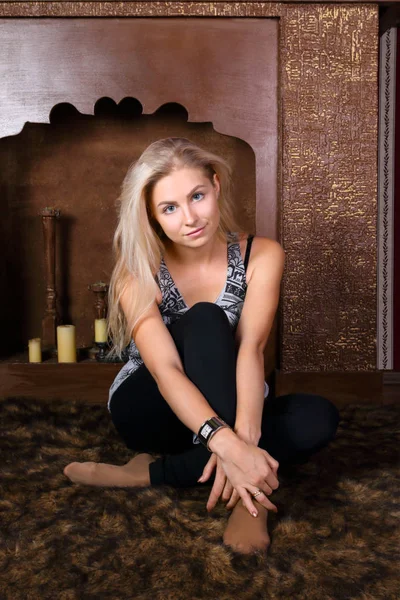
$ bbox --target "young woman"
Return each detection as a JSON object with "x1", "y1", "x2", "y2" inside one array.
[{"x1": 64, "y1": 137, "x2": 340, "y2": 554}]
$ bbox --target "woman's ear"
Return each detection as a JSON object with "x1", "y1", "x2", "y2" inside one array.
[{"x1": 213, "y1": 173, "x2": 221, "y2": 197}]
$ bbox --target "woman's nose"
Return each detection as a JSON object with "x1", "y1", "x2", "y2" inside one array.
[{"x1": 183, "y1": 205, "x2": 197, "y2": 224}]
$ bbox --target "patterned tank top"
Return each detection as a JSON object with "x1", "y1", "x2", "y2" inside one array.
[{"x1": 107, "y1": 232, "x2": 269, "y2": 426}]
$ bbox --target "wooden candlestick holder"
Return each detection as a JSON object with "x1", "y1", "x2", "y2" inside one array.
[
  {"x1": 89, "y1": 281, "x2": 109, "y2": 319},
  {"x1": 41, "y1": 207, "x2": 60, "y2": 356},
  {"x1": 88, "y1": 281, "x2": 109, "y2": 360},
  {"x1": 95, "y1": 341, "x2": 108, "y2": 362}
]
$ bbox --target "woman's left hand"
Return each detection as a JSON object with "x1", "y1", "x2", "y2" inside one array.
[
  {"x1": 198, "y1": 428, "x2": 266, "y2": 512},
  {"x1": 198, "y1": 452, "x2": 239, "y2": 512}
]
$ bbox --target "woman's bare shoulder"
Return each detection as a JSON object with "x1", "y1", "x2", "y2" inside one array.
[
  {"x1": 245, "y1": 235, "x2": 285, "y2": 279},
  {"x1": 252, "y1": 235, "x2": 285, "y2": 254}
]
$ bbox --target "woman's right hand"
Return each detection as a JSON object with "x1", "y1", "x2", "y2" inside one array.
[{"x1": 208, "y1": 430, "x2": 280, "y2": 517}]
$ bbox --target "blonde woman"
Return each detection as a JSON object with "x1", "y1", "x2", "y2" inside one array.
[{"x1": 64, "y1": 137, "x2": 339, "y2": 554}]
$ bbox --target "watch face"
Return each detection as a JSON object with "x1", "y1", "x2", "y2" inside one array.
[{"x1": 201, "y1": 424, "x2": 213, "y2": 438}]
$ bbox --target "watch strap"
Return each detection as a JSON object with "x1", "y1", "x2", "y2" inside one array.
[{"x1": 197, "y1": 416, "x2": 231, "y2": 451}]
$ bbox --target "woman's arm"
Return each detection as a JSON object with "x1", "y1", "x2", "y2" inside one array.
[
  {"x1": 234, "y1": 238, "x2": 286, "y2": 442},
  {"x1": 120, "y1": 281, "x2": 238, "y2": 457},
  {"x1": 121, "y1": 276, "x2": 280, "y2": 515},
  {"x1": 234, "y1": 344, "x2": 265, "y2": 444}
]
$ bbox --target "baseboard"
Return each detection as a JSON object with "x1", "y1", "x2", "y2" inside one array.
[
  {"x1": 383, "y1": 371, "x2": 400, "y2": 385},
  {"x1": 0, "y1": 361, "x2": 389, "y2": 408},
  {"x1": 0, "y1": 359, "x2": 121, "y2": 404},
  {"x1": 275, "y1": 370, "x2": 383, "y2": 407}
]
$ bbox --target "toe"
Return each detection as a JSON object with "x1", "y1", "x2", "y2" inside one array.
[
  {"x1": 63, "y1": 462, "x2": 75, "y2": 477},
  {"x1": 63, "y1": 461, "x2": 97, "y2": 483}
]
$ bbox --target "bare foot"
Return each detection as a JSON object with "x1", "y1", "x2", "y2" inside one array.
[
  {"x1": 223, "y1": 501, "x2": 270, "y2": 554},
  {"x1": 63, "y1": 453, "x2": 156, "y2": 487}
]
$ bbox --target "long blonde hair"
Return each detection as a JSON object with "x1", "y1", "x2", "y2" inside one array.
[{"x1": 107, "y1": 137, "x2": 244, "y2": 359}]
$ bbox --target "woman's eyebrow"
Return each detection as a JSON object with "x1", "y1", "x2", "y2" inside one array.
[{"x1": 157, "y1": 184, "x2": 206, "y2": 207}]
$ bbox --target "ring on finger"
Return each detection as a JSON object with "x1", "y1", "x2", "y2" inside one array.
[{"x1": 252, "y1": 488, "x2": 263, "y2": 499}]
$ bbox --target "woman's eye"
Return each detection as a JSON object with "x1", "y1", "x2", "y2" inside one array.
[{"x1": 162, "y1": 193, "x2": 203, "y2": 214}]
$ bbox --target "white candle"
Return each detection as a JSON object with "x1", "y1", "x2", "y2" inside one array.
[
  {"x1": 94, "y1": 318, "x2": 108, "y2": 343},
  {"x1": 28, "y1": 338, "x2": 42, "y2": 363},
  {"x1": 57, "y1": 325, "x2": 77, "y2": 363}
]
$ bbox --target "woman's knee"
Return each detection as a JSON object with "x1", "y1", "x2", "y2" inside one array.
[
  {"x1": 312, "y1": 395, "x2": 340, "y2": 444},
  {"x1": 286, "y1": 393, "x2": 340, "y2": 452},
  {"x1": 183, "y1": 302, "x2": 229, "y2": 330}
]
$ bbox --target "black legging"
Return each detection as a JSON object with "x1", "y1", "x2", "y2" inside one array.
[{"x1": 109, "y1": 303, "x2": 340, "y2": 488}]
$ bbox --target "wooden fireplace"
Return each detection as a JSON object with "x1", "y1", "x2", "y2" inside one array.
[{"x1": 0, "y1": 3, "x2": 382, "y2": 406}]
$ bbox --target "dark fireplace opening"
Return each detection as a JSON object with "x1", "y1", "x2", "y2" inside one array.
[{"x1": 0, "y1": 98, "x2": 256, "y2": 357}]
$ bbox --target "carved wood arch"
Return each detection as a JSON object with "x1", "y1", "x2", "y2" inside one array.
[{"x1": 1, "y1": 17, "x2": 278, "y2": 237}]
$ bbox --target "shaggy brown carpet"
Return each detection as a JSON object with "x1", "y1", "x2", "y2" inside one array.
[{"x1": 0, "y1": 397, "x2": 399, "y2": 600}]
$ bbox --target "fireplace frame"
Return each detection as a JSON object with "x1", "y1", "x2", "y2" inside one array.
[{"x1": 0, "y1": 1, "x2": 382, "y2": 404}]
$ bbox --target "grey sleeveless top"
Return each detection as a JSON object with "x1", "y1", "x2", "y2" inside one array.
[{"x1": 107, "y1": 232, "x2": 269, "y2": 441}]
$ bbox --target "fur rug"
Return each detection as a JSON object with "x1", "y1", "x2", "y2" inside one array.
[{"x1": 0, "y1": 397, "x2": 399, "y2": 600}]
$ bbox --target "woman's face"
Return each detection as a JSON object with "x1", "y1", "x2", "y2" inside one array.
[{"x1": 150, "y1": 166, "x2": 221, "y2": 246}]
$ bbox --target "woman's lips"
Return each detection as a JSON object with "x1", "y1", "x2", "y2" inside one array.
[{"x1": 186, "y1": 227, "x2": 205, "y2": 236}]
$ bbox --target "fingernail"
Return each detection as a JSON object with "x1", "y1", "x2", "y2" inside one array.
[
  {"x1": 197, "y1": 476, "x2": 204, "y2": 482},
  {"x1": 252, "y1": 511, "x2": 258, "y2": 517}
]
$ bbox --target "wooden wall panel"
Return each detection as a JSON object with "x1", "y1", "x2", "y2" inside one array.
[{"x1": 0, "y1": 17, "x2": 278, "y2": 237}]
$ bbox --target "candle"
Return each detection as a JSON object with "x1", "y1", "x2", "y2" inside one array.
[
  {"x1": 94, "y1": 318, "x2": 108, "y2": 343},
  {"x1": 28, "y1": 338, "x2": 42, "y2": 363},
  {"x1": 57, "y1": 325, "x2": 77, "y2": 363}
]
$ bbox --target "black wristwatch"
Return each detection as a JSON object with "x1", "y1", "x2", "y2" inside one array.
[{"x1": 197, "y1": 416, "x2": 231, "y2": 451}]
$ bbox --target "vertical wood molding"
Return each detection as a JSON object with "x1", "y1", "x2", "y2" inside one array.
[{"x1": 378, "y1": 26, "x2": 397, "y2": 370}]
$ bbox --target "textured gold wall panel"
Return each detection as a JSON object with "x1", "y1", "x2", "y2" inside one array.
[
  {"x1": 0, "y1": 2, "x2": 379, "y2": 372},
  {"x1": 0, "y1": 2, "x2": 281, "y2": 17},
  {"x1": 280, "y1": 4, "x2": 378, "y2": 371}
]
